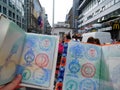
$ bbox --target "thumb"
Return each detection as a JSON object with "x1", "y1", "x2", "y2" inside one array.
[{"x1": 2, "y1": 74, "x2": 22, "y2": 90}]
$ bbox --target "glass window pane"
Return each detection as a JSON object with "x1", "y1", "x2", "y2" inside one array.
[
  {"x1": 3, "y1": 0, "x2": 7, "y2": 3},
  {"x1": 3, "y1": 7, "x2": 7, "y2": 15},
  {"x1": 9, "y1": 10, "x2": 12, "y2": 17},
  {"x1": 0, "y1": 5, "x2": 1, "y2": 12}
]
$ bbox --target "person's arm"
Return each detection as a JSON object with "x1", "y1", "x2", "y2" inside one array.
[{"x1": 0, "y1": 74, "x2": 22, "y2": 90}]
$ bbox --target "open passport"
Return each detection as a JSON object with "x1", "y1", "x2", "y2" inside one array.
[
  {"x1": 61, "y1": 41, "x2": 120, "y2": 90},
  {"x1": 0, "y1": 14, "x2": 59, "y2": 89}
]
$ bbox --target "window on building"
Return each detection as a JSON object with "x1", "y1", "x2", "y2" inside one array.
[
  {"x1": 3, "y1": 7, "x2": 7, "y2": 15},
  {"x1": 3, "y1": 0, "x2": 7, "y2": 3},
  {"x1": 17, "y1": 15, "x2": 19, "y2": 20},
  {"x1": 98, "y1": 0, "x2": 101, "y2": 4},
  {"x1": 17, "y1": 15, "x2": 21, "y2": 21},
  {"x1": 13, "y1": 13, "x2": 15, "y2": 19},
  {"x1": 0, "y1": 5, "x2": 1, "y2": 12},
  {"x1": 22, "y1": 18, "x2": 25, "y2": 23},
  {"x1": 22, "y1": 24, "x2": 25, "y2": 30},
  {"x1": 102, "y1": 6, "x2": 105, "y2": 11},
  {"x1": 13, "y1": 5, "x2": 15, "y2": 10},
  {"x1": 80, "y1": 20, "x2": 83, "y2": 24},
  {"x1": 95, "y1": 9, "x2": 100, "y2": 15},
  {"x1": 9, "y1": 10, "x2": 12, "y2": 17},
  {"x1": 19, "y1": 16, "x2": 21, "y2": 22},
  {"x1": 87, "y1": 14, "x2": 93, "y2": 20},
  {"x1": 9, "y1": 1, "x2": 12, "y2": 7},
  {"x1": 17, "y1": 22, "x2": 21, "y2": 27},
  {"x1": 17, "y1": 22, "x2": 19, "y2": 25},
  {"x1": 98, "y1": 0, "x2": 105, "y2": 4}
]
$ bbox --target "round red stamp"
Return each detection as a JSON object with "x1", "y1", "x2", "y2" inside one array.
[
  {"x1": 35, "y1": 53, "x2": 49, "y2": 68},
  {"x1": 81, "y1": 63, "x2": 96, "y2": 78}
]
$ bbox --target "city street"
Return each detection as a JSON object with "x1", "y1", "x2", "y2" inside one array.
[{"x1": 0, "y1": 0, "x2": 120, "y2": 90}]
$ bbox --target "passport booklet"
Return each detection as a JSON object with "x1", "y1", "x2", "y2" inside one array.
[
  {"x1": 62, "y1": 40, "x2": 120, "y2": 90},
  {"x1": 0, "y1": 14, "x2": 59, "y2": 90}
]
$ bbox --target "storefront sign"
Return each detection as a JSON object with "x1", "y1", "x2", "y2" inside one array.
[{"x1": 112, "y1": 21, "x2": 120, "y2": 30}]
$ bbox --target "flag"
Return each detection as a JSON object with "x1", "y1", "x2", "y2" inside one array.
[{"x1": 37, "y1": 16, "x2": 43, "y2": 28}]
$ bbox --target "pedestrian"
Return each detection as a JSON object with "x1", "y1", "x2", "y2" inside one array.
[
  {"x1": 58, "y1": 38, "x2": 64, "y2": 55},
  {"x1": 94, "y1": 38, "x2": 100, "y2": 45},
  {"x1": 72, "y1": 34, "x2": 78, "y2": 41},
  {"x1": 63, "y1": 33, "x2": 71, "y2": 42},
  {"x1": 87, "y1": 37, "x2": 95, "y2": 44},
  {"x1": 76, "y1": 33, "x2": 82, "y2": 41}
]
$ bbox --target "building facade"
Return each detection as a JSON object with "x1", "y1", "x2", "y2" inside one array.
[
  {"x1": 0, "y1": 0, "x2": 25, "y2": 30},
  {"x1": 65, "y1": 8, "x2": 73, "y2": 29},
  {"x1": 43, "y1": 14, "x2": 52, "y2": 35},
  {"x1": 52, "y1": 22, "x2": 72, "y2": 39},
  {"x1": 24, "y1": 0, "x2": 51, "y2": 34},
  {"x1": 24, "y1": 0, "x2": 43, "y2": 33},
  {"x1": 77, "y1": 0, "x2": 120, "y2": 40},
  {"x1": 72, "y1": 0, "x2": 82, "y2": 32},
  {"x1": 0, "y1": 0, "x2": 50, "y2": 34},
  {"x1": 65, "y1": 0, "x2": 84, "y2": 33}
]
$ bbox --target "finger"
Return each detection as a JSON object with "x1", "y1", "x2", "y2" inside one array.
[
  {"x1": 15, "y1": 85, "x2": 23, "y2": 89},
  {"x1": 2, "y1": 74, "x2": 22, "y2": 90},
  {"x1": 0, "y1": 85, "x2": 4, "y2": 89}
]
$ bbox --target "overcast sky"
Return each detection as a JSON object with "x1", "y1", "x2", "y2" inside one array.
[{"x1": 39, "y1": 0, "x2": 73, "y2": 26}]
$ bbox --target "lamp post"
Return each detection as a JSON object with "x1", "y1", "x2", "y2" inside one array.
[{"x1": 52, "y1": 0, "x2": 55, "y2": 35}]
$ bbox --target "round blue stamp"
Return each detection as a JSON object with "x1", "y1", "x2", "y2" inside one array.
[
  {"x1": 65, "y1": 80, "x2": 78, "y2": 90},
  {"x1": 69, "y1": 44, "x2": 84, "y2": 58},
  {"x1": 39, "y1": 37, "x2": 53, "y2": 51},
  {"x1": 33, "y1": 68, "x2": 49, "y2": 84},
  {"x1": 68, "y1": 60, "x2": 80, "y2": 74},
  {"x1": 85, "y1": 45, "x2": 100, "y2": 61},
  {"x1": 24, "y1": 49, "x2": 35, "y2": 66},
  {"x1": 79, "y1": 79, "x2": 96, "y2": 90}
]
